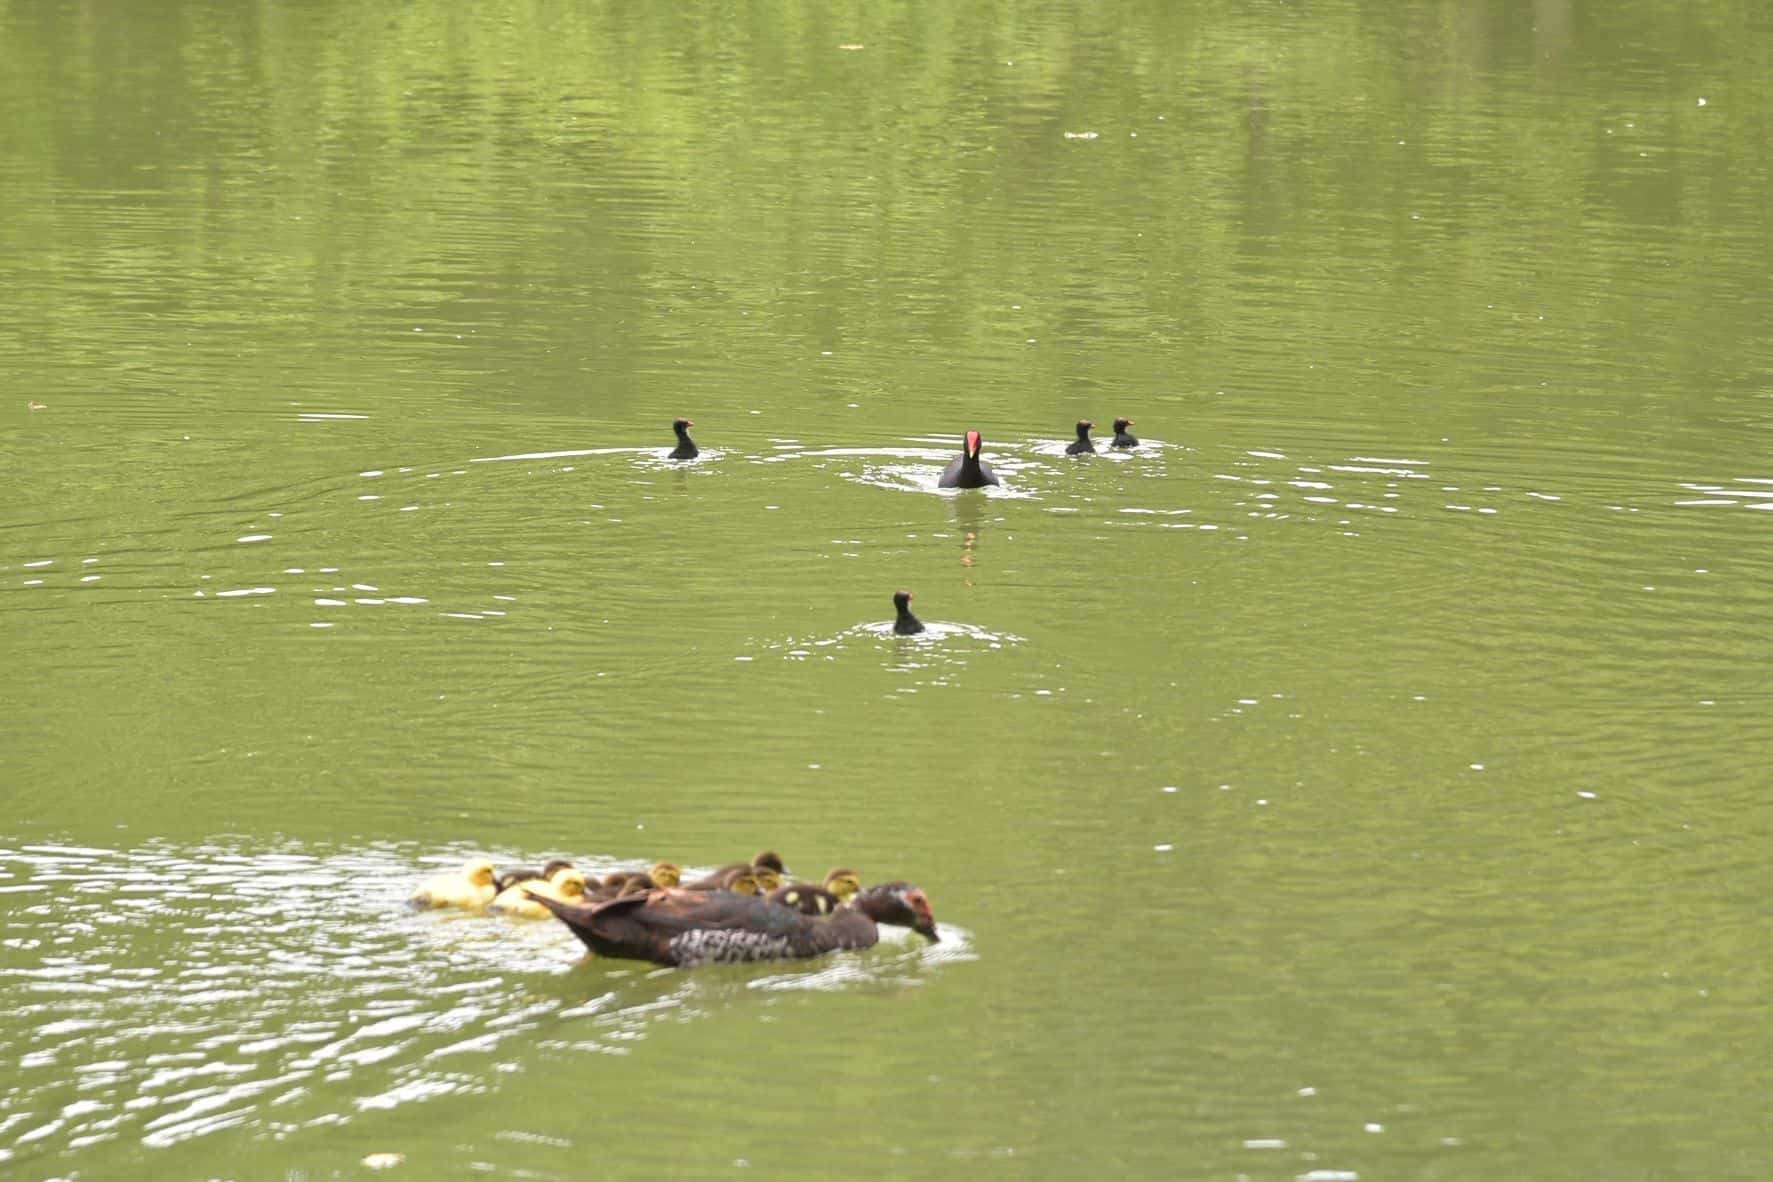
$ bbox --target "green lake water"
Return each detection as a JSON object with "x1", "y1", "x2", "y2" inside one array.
[{"x1": 4, "y1": 1, "x2": 1772, "y2": 1177}]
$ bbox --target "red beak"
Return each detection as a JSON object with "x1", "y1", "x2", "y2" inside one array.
[{"x1": 965, "y1": 430, "x2": 981, "y2": 456}]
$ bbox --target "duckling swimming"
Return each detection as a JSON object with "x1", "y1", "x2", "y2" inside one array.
[
  {"x1": 494, "y1": 859, "x2": 574, "y2": 894},
  {"x1": 491, "y1": 868, "x2": 590, "y2": 919},
  {"x1": 409, "y1": 858, "x2": 499, "y2": 909},
  {"x1": 685, "y1": 850, "x2": 788, "y2": 891},
  {"x1": 769, "y1": 867, "x2": 861, "y2": 915}
]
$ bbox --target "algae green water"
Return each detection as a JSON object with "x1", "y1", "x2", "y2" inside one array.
[{"x1": 4, "y1": 2, "x2": 1772, "y2": 1178}]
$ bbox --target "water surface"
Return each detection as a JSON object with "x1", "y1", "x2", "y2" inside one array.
[{"x1": 4, "y1": 0, "x2": 1772, "y2": 1177}]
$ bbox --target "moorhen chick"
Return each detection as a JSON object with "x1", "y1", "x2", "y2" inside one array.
[
  {"x1": 529, "y1": 881, "x2": 939, "y2": 966},
  {"x1": 1065, "y1": 419, "x2": 1096, "y2": 455},
  {"x1": 1111, "y1": 417, "x2": 1139, "y2": 448},
  {"x1": 892, "y1": 590, "x2": 925, "y2": 635},
  {"x1": 669, "y1": 417, "x2": 698, "y2": 459},
  {"x1": 938, "y1": 430, "x2": 1000, "y2": 488}
]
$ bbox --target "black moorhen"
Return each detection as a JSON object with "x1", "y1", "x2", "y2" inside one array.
[
  {"x1": 1111, "y1": 416, "x2": 1140, "y2": 448},
  {"x1": 1065, "y1": 419, "x2": 1096, "y2": 455},
  {"x1": 938, "y1": 430, "x2": 1000, "y2": 488},
  {"x1": 892, "y1": 589, "x2": 925, "y2": 635},
  {"x1": 669, "y1": 417, "x2": 698, "y2": 459},
  {"x1": 528, "y1": 881, "x2": 939, "y2": 966}
]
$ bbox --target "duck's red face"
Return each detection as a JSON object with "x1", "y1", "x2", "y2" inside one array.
[
  {"x1": 965, "y1": 430, "x2": 981, "y2": 458},
  {"x1": 903, "y1": 887, "x2": 938, "y2": 942}
]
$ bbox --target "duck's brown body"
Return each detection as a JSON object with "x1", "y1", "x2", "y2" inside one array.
[{"x1": 527, "y1": 883, "x2": 937, "y2": 967}]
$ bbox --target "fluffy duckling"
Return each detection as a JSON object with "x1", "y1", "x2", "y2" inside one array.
[
  {"x1": 823, "y1": 867, "x2": 862, "y2": 903},
  {"x1": 769, "y1": 867, "x2": 861, "y2": 915},
  {"x1": 768, "y1": 884, "x2": 842, "y2": 915},
  {"x1": 409, "y1": 858, "x2": 498, "y2": 909},
  {"x1": 649, "y1": 861, "x2": 682, "y2": 888},
  {"x1": 685, "y1": 850, "x2": 786, "y2": 892},
  {"x1": 495, "y1": 859, "x2": 573, "y2": 894},
  {"x1": 492, "y1": 868, "x2": 589, "y2": 919}
]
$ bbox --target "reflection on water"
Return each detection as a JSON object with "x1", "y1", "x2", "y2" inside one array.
[{"x1": 0, "y1": 843, "x2": 970, "y2": 1165}]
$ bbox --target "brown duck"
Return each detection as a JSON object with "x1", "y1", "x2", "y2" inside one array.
[{"x1": 527, "y1": 882, "x2": 939, "y2": 966}]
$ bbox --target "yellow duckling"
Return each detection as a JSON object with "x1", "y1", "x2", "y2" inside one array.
[
  {"x1": 491, "y1": 868, "x2": 589, "y2": 919},
  {"x1": 824, "y1": 867, "x2": 862, "y2": 902},
  {"x1": 409, "y1": 858, "x2": 498, "y2": 909},
  {"x1": 650, "y1": 861, "x2": 682, "y2": 888}
]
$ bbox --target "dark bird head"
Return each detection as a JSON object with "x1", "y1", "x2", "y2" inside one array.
[
  {"x1": 893, "y1": 589, "x2": 914, "y2": 612},
  {"x1": 1113, "y1": 417, "x2": 1134, "y2": 433},
  {"x1": 540, "y1": 859, "x2": 573, "y2": 881},
  {"x1": 673, "y1": 417, "x2": 695, "y2": 435},
  {"x1": 1075, "y1": 419, "x2": 1094, "y2": 437},
  {"x1": 964, "y1": 429, "x2": 982, "y2": 458},
  {"x1": 752, "y1": 850, "x2": 787, "y2": 875},
  {"x1": 857, "y1": 882, "x2": 940, "y2": 943}
]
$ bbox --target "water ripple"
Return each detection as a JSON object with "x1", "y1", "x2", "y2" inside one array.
[{"x1": 0, "y1": 842, "x2": 969, "y2": 1167}]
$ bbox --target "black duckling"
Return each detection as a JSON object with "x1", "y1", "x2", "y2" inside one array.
[
  {"x1": 1065, "y1": 419, "x2": 1096, "y2": 455},
  {"x1": 1111, "y1": 416, "x2": 1139, "y2": 448},
  {"x1": 495, "y1": 859, "x2": 574, "y2": 894},
  {"x1": 669, "y1": 417, "x2": 698, "y2": 459},
  {"x1": 528, "y1": 881, "x2": 939, "y2": 966},
  {"x1": 770, "y1": 867, "x2": 862, "y2": 914},
  {"x1": 892, "y1": 590, "x2": 925, "y2": 635},
  {"x1": 937, "y1": 430, "x2": 1000, "y2": 488},
  {"x1": 685, "y1": 851, "x2": 787, "y2": 892}
]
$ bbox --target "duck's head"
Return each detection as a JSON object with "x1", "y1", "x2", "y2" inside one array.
[
  {"x1": 553, "y1": 870, "x2": 589, "y2": 900},
  {"x1": 463, "y1": 859, "x2": 497, "y2": 888},
  {"x1": 893, "y1": 590, "x2": 914, "y2": 613},
  {"x1": 1113, "y1": 416, "x2": 1135, "y2": 433},
  {"x1": 728, "y1": 870, "x2": 761, "y2": 895},
  {"x1": 857, "y1": 882, "x2": 939, "y2": 942},
  {"x1": 964, "y1": 429, "x2": 982, "y2": 459},
  {"x1": 1076, "y1": 419, "x2": 1094, "y2": 436},
  {"x1": 540, "y1": 859, "x2": 573, "y2": 880},
  {"x1": 649, "y1": 861, "x2": 681, "y2": 888},
  {"x1": 752, "y1": 850, "x2": 786, "y2": 875},
  {"x1": 751, "y1": 866, "x2": 783, "y2": 893},
  {"x1": 823, "y1": 867, "x2": 862, "y2": 901},
  {"x1": 619, "y1": 874, "x2": 656, "y2": 897},
  {"x1": 673, "y1": 417, "x2": 695, "y2": 434}
]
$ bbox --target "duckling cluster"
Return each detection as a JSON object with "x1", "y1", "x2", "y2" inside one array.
[{"x1": 409, "y1": 852, "x2": 934, "y2": 967}]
